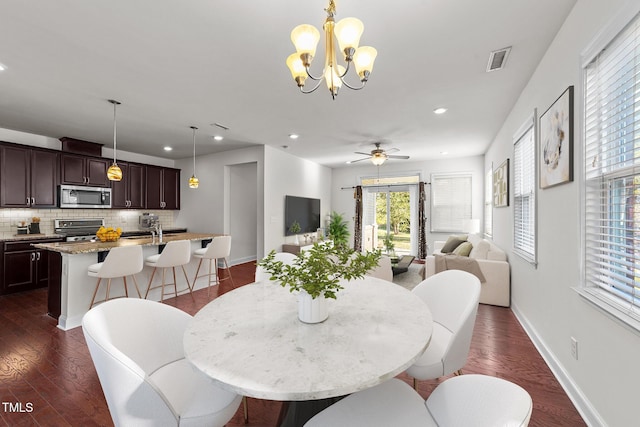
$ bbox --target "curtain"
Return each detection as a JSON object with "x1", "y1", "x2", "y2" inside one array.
[
  {"x1": 353, "y1": 186, "x2": 363, "y2": 251},
  {"x1": 418, "y1": 182, "x2": 427, "y2": 259}
]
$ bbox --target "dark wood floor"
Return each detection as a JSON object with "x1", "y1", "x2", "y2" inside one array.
[{"x1": 0, "y1": 262, "x2": 586, "y2": 426}]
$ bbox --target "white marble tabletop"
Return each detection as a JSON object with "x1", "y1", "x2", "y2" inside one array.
[{"x1": 183, "y1": 277, "x2": 433, "y2": 401}]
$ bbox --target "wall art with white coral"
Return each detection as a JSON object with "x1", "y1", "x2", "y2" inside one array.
[{"x1": 539, "y1": 86, "x2": 574, "y2": 189}]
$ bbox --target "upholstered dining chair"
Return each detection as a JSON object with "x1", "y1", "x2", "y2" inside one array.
[
  {"x1": 192, "y1": 235, "x2": 235, "y2": 294},
  {"x1": 82, "y1": 298, "x2": 242, "y2": 427},
  {"x1": 304, "y1": 375, "x2": 532, "y2": 427},
  {"x1": 406, "y1": 269, "x2": 481, "y2": 388},
  {"x1": 365, "y1": 255, "x2": 393, "y2": 282},
  {"x1": 254, "y1": 251, "x2": 298, "y2": 283},
  {"x1": 87, "y1": 245, "x2": 144, "y2": 308}
]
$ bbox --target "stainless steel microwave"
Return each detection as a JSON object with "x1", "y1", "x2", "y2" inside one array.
[{"x1": 59, "y1": 185, "x2": 112, "y2": 208}]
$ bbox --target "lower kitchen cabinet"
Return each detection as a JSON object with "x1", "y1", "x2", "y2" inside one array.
[{"x1": 1, "y1": 238, "x2": 63, "y2": 295}]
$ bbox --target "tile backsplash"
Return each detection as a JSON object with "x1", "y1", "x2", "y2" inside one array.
[{"x1": 0, "y1": 208, "x2": 176, "y2": 235}]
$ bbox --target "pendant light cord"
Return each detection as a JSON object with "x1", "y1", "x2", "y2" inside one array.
[
  {"x1": 191, "y1": 126, "x2": 198, "y2": 175},
  {"x1": 108, "y1": 99, "x2": 121, "y2": 164}
]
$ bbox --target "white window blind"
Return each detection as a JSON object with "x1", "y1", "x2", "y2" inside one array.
[
  {"x1": 513, "y1": 118, "x2": 536, "y2": 263},
  {"x1": 485, "y1": 167, "x2": 493, "y2": 238},
  {"x1": 430, "y1": 173, "x2": 472, "y2": 232},
  {"x1": 584, "y1": 11, "x2": 640, "y2": 321}
]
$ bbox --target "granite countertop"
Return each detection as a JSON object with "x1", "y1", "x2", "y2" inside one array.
[
  {"x1": 32, "y1": 232, "x2": 221, "y2": 254},
  {"x1": 0, "y1": 233, "x2": 64, "y2": 242}
]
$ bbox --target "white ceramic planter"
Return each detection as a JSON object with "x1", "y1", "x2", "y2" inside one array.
[{"x1": 298, "y1": 290, "x2": 328, "y2": 323}]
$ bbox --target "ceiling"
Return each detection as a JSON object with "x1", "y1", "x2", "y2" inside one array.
[{"x1": 0, "y1": 0, "x2": 576, "y2": 169}]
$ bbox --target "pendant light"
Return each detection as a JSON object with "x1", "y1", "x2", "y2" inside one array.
[
  {"x1": 106, "y1": 99, "x2": 123, "y2": 181},
  {"x1": 188, "y1": 126, "x2": 199, "y2": 189}
]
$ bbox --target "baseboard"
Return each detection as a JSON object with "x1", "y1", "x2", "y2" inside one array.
[
  {"x1": 227, "y1": 255, "x2": 257, "y2": 268},
  {"x1": 511, "y1": 303, "x2": 605, "y2": 427}
]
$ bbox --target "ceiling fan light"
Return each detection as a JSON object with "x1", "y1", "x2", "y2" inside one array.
[
  {"x1": 371, "y1": 153, "x2": 387, "y2": 166},
  {"x1": 291, "y1": 24, "x2": 320, "y2": 57}
]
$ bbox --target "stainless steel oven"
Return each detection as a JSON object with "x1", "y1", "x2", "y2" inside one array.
[
  {"x1": 54, "y1": 218, "x2": 105, "y2": 241},
  {"x1": 59, "y1": 185, "x2": 111, "y2": 208}
]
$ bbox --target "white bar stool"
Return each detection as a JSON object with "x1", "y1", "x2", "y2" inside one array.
[
  {"x1": 192, "y1": 235, "x2": 235, "y2": 295},
  {"x1": 144, "y1": 240, "x2": 194, "y2": 302},
  {"x1": 88, "y1": 245, "x2": 144, "y2": 308}
]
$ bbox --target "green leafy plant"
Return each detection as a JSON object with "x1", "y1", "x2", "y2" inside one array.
[
  {"x1": 289, "y1": 220, "x2": 301, "y2": 234},
  {"x1": 383, "y1": 233, "x2": 395, "y2": 255},
  {"x1": 258, "y1": 244, "x2": 381, "y2": 299},
  {"x1": 328, "y1": 211, "x2": 349, "y2": 248}
]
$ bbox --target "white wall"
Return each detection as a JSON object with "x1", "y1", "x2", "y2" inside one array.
[
  {"x1": 263, "y1": 146, "x2": 332, "y2": 254},
  {"x1": 485, "y1": 1, "x2": 640, "y2": 425},
  {"x1": 331, "y1": 156, "x2": 484, "y2": 250},
  {"x1": 175, "y1": 146, "x2": 264, "y2": 263}
]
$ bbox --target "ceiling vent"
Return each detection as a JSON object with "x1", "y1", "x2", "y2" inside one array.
[{"x1": 486, "y1": 47, "x2": 511, "y2": 72}]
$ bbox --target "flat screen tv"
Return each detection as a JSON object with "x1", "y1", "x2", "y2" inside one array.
[{"x1": 285, "y1": 195, "x2": 321, "y2": 236}]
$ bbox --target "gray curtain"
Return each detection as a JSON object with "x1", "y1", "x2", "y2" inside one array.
[{"x1": 353, "y1": 186, "x2": 363, "y2": 251}]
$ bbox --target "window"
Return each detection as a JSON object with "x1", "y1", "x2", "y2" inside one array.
[
  {"x1": 582, "y1": 10, "x2": 640, "y2": 327},
  {"x1": 485, "y1": 167, "x2": 493, "y2": 238},
  {"x1": 513, "y1": 115, "x2": 536, "y2": 263},
  {"x1": 430, "y1": 173, "x2": 472, "y2": 232}
]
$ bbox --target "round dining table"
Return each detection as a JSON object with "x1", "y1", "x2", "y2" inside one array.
[{"x1": 183, "y1": 276, "x2": 433, "y2": 404}]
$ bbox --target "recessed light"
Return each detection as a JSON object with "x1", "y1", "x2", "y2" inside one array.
[
  {"x1": 0, "y1": 63, "x2": 6, "y2": 72},
  {"x1": 434, "y1": 107, "x2": 447, "y2": 115},
  {"x1": 289, "y1": 134, "x2": 299, "y2": 140},
  {"x1": 213, "y1": 135, "x2": 223, "y2": 141},
  {"x1": 440, "y1": 151, "x2": 448, "y2": 155},
  {"x1": 164, "y1": 146, "x2": 172, "y2": 151}
]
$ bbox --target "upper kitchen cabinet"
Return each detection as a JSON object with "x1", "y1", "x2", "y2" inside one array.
[
  {"x1": 146, "y1": 166, "x2": 180, "y2": 210},
  {"x1": 111, "y1": 161, "x2": 145, "y2": 209},
  {"x1": 60, "y1": 153, "x2": 110, "y2": 187},
  {"x1": 0, "y1": 143, "x2": 59, "y2": 208}
]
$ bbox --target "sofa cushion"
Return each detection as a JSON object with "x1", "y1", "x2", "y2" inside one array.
[
  {"x1": 441, "y1": 236, "x2": 467, "y2": 253},
  {"x1": 469, "y1": 239, "x2": 490, "y2": 259},
  {"x1": 452, "y1": 241, "x2": 473, "y2": 257}
]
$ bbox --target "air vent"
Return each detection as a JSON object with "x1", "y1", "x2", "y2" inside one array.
[{"x1": 486, "y1": 47, "x2": 511, "y2": 72}]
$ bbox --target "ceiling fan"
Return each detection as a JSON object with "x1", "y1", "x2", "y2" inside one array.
[{"x1": 347, "y1": 142, "x2": 410, "y2": 165}]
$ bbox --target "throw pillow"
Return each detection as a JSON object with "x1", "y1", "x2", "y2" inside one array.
[
  {"x1": 452, "y1": 241, "x2": 473, "y2": 257},
  {"x1": 441, "y1": 236, "x2": 467, "y2": 253}
]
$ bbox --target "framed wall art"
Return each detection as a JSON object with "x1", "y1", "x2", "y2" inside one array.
[
  {"x1": 493, "y1": 159, "x2": 509, "y2": 207},
  {"x1": 539, "y1": 85, "x2": 574, "y2": 188}
]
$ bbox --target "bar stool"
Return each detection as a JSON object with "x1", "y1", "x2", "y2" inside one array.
[
  {"x1": 88, "y1": 245, "x2": 144, "y2": 308},
  {"x1": 192, "y1": 235, "x2": 235, "y2": 295},
  {"x1": 144, "y1": 240, "x2": 194, "y2": 302}
]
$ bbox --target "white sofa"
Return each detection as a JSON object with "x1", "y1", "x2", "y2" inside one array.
[{"x1": 424, "y1": 234, "x2": 510, "y2": 307}]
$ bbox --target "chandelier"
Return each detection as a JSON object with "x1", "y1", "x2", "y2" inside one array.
[
  {"x1": 106, "y1": 99, "x2": 122, "y2": 181},
  {"x1": 286, "y1": 0, "x2": 377, "y2": 100}
]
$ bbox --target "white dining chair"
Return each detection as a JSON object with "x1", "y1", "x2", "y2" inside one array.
[
  {"x1": 254, "y1": 251, "x2": 298, "y2": 283},
  {"x1": 304, "y1": 375, "x2": 532, "y2": 427},
  {"x1": 365, "y1": 254, "x2": 393, "y2": 282},
  {"x1": 87, "y1": 245, "x2": 143, "y2": 308},
  {"x1": 82, "y1": 298, "x2": 242, "y2": 427},
  {"x1": 406, "y1": 269, "x2": 481, "y2": 388},
  {"x1": 192, "y1": 235, "x2": 235, "y2": 294}
]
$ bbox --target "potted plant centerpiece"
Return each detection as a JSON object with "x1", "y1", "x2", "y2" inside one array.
[{"x1": 259, "y1": 243, "x2": 381, "y2": 323}]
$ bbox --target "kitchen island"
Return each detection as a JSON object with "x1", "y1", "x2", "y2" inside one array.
[{"x1": 34, "y1": 233, "x2": 222, "y2": 330}]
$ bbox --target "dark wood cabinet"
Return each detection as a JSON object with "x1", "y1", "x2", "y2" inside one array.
[
  {"x1": 1, "y1": 238, "x2": 63, "y2": 295},
  {"x1": 146, "y1": 166, "x2": 180, "y2": 210},
  {"x1": 0, "y1": 144, "x2": 58, "y2": 208},
  {"x1": 61, "y1": 153, "x2": 110, "y2": 187},
  {"x1": 111, "y1": 161, "x2": 146, "y2": 208}
]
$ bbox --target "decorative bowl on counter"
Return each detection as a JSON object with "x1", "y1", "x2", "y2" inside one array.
[{"x1": 96, "y1": 226, "x2": 122, "y2": 242}]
